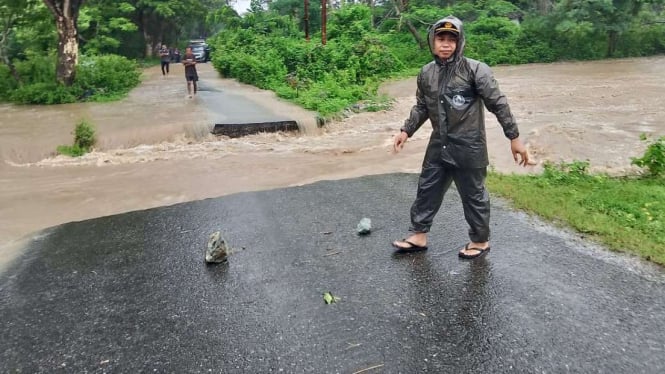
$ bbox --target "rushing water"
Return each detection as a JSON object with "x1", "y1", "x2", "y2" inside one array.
[{"x1": 1, "y1": 57, "x2": 664, "y2": 257}]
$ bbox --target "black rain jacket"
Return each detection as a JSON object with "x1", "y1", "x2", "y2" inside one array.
[{"x1": 400, "y1": 16, "x2": 519, "y2": 168}]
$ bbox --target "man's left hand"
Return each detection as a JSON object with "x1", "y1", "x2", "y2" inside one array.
[{"x1": 510, "y1": 137, "x2": 530, "y2": 167}]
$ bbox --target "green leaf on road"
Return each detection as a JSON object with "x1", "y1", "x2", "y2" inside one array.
[{"x1": 323, "y1": 291, "x2": 340, "y2": 304}]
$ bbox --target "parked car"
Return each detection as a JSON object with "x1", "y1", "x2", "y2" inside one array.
[{"x1": 189, "y1": 40, "x2": 210, "y2": 62}]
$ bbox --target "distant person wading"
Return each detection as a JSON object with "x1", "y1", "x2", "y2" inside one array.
[
  {"x1": 159, "y1": 44, "x2": 170, "y2": 76},
  {"x1": 182, "y1": 47, "x2": 199, "y2": 98}
]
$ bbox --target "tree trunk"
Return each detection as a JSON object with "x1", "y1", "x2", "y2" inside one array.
[
  {"x1": 321, "y1": 0, "x2": 327, "y2": 45},
  {"x1": 0, "y1": 18, "x2": 21, "y2": 83},
  {"x1": 391, "y1": 0, "x2": 425, "y2": 49},
  {"x1": 304, "y1": 0, "x2": 310, "y2": 41},
  {"x1": 43, "y1": 0, "x2": 84, "y2": 86},
  {"x1": 404, "y1": 18, "x2": 425, "y2": 49},
  {"x1": 141, "y1": 11, "x2": 153, "y2": 58},
  {"x1": 607, "y1": 30, "x2": 618, "y2": 57},
  {"x1": 54, "y1": 16, "x2": 78, "y2": 85},
  {"x1": 366, "y1": 0, "x2": 375, "y2": 28},
  {"x1": 0, "y1": 52, "x2": 21, "y2": 83},
  {"x1": 144, "y1": 36, "x2": 153, "y2": 57},
  {"x1": 537, "y1": 0, "x2": 553, "y2": 15}
]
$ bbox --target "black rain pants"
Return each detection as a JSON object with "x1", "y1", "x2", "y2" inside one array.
[{"x1": 409, "y1": 159, "x2": 490, "y2": 243}]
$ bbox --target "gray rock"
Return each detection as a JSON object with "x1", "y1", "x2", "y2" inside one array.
[
  {"x1": 356, "y1": 217, "x2": 372, "y2": 235},
  {"x1": 205, "y1": 231, "x2": 229, "y2": 263}
]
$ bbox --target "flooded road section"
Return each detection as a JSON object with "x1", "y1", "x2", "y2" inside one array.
[{"x1": 1, "y1": 57, "x2": 664, "y2": 254}]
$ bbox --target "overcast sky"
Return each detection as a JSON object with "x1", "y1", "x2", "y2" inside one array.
[{"x1": 232, "y1": 0, "x2": 252, "y2": 14}]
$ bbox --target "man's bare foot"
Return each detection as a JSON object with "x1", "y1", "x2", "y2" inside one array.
[{"x1": 458, "y1": 241, "x2": 491, "y2": 259}]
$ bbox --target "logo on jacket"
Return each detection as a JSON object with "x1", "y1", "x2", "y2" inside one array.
[{"x1": 452, "y1": 94, "x2": 466, "y2": 108}]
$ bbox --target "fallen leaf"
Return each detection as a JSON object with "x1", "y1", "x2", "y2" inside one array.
[{"x1": 323, "y1": 291, "x2": 341, "y2": 304}]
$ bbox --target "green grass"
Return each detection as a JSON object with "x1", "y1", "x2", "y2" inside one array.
[
  {"x1": 85, "y1": 92, "x2": 130, "y2": 102},
  {"x1": 487, "y1": 164, "x2": 665, "y2": 266}
]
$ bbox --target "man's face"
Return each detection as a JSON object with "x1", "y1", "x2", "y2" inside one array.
[{"x1": 433, "y1": 33, "x2": 458, "y2": 60}]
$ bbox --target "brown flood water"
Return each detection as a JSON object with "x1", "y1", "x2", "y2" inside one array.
[{"x1": 1, "y1": 57, "x2": 664, "y2": 266}]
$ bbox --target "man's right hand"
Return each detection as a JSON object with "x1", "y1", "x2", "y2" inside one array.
[{"x1": 393, "y1": 131, "x2": 408, "y2": 153}]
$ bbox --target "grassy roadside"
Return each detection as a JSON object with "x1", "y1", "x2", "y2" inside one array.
[{"x1": 486, "y1": 163, "x2": 665, "y2": 266}]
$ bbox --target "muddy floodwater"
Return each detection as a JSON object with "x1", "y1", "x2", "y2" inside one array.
[{"x1": 1, "y1": 57, "x2": 664, "y2": 262}]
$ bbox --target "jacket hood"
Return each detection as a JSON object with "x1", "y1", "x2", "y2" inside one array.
[{"x1": 428, "y1": 15, "x2": 465, "y2": 64}]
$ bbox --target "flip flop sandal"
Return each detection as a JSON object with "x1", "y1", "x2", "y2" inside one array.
[
  {"x1": 392, "y1": 239, "x2": 428, "y2": 254},
  {"x1": 458, "y1": 243, "x2": 491, "y2": 259}
]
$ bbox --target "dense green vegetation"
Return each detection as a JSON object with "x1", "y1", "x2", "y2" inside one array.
[
  {"x1": 2, "y1": 54, "x2": 140, "y2": 104},
  {"x1": 0, "y1": 0, "x2": 235, "y2": 103},
  {"x1": 488, "y1": 157, "x2": 665, "y2": 266},
  {"x1": 208, "y1": 0, "x2": 665, "y2": 117},
  {"x1": 2, "y1": 1, "x2": 664, "y2": 107}
]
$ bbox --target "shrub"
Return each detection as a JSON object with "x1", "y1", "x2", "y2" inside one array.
[
  {"x1": 465, "y1": 17, "x2": 522, "y2": 65},
  {"x1": 57, "y1": 120, "x2": 97, "y2": 157},
  {"x1": 542, "y1": 160, "x2": 592, "y2": 184},
  {"x1": 1, "y1": 53, "x2": 62, "y2": 104},
  {"x1": 9, "y1": 82, "x2": 79, "y2": 105},
  {"x1": 327, "y1": 5, "x2": 374, "y2": 40},
  {"x1": 74, "y1": 120, "x2": 96, "y2": 150},
  {"x1": 75, "y1": 54, "x2": 141, "y2": 99},
  {"x1": 210, "y1": 8, "x2": 405, "y2": 117},
  {"x1": 632, "y1": 135, "x2": 665, "y2": 177},
  {"x1": 354, "y1": 36, "x2": 405, "y2": 79},
  {"x1": 56, "y1": 144, "x2": 87, "y2": 157},
  {"x1": 2, "y1": 53, "x2": 140, "y2": 104},
  {"x1": 14, "y1": 51, "x2": 56, "y2": 85}
]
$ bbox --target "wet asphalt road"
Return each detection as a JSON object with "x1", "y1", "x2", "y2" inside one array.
[{"x1": 1, "y1": 173, "x2": 664, "y2": 373}]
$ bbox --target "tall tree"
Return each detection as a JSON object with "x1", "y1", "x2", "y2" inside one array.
[
  {"x1": 42, "y1": 0, "x2": 85, "y2": 86},
  {"x1": 78, "y1": 0, "x2": 137, "y2": 55},
  {"x1": 133, "y1": 0, "x2": 207, "y2": 57},
  {"x1": 0, "y1": 0, "x2": 39, "y2": 82}
]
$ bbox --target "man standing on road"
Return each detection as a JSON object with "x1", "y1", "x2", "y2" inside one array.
[
  {"x1": 159, "y1": 44, "x2": 170, "y2": 77},
  {"x1": 391, "y1": 15, "x2": 529, "y2": 259},
  {"x1": 182, "y1": 47, "x2": 199, "y2": 98}
]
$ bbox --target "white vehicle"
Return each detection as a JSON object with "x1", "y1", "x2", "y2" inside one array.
[{"x1": 189, "y1": 39, "x2": 210, "y2": 62}]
